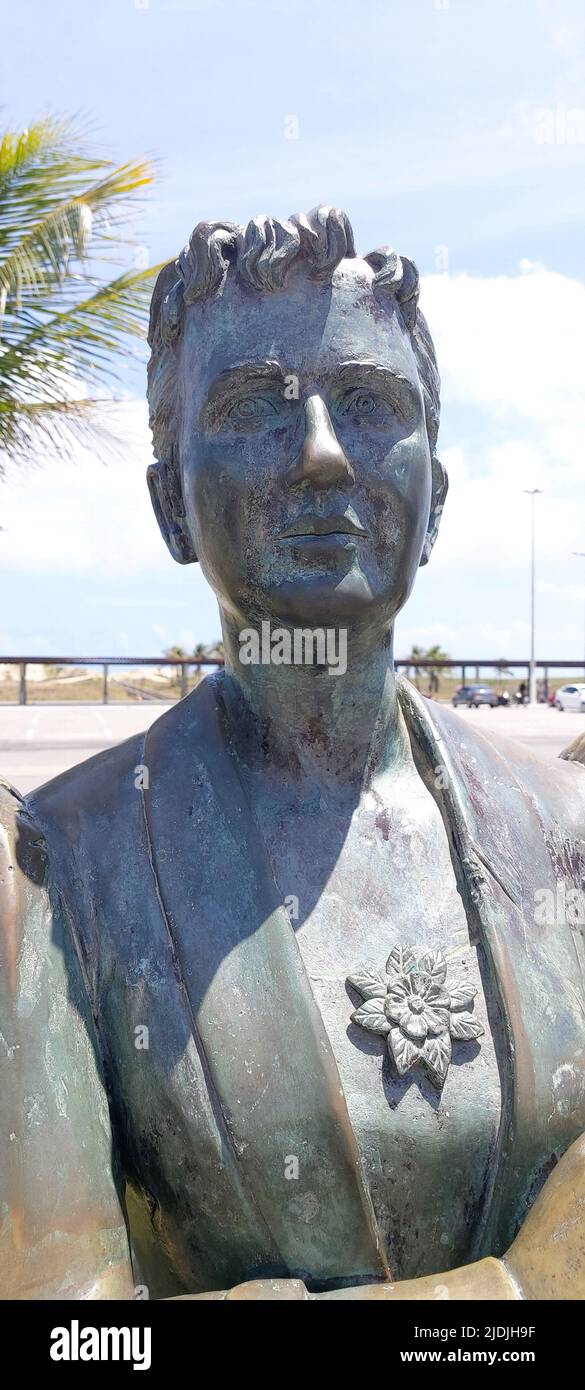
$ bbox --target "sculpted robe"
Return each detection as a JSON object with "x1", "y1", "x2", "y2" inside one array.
[{"x1": 2, "y1": 677, "x2": 585, "y2": 1299}]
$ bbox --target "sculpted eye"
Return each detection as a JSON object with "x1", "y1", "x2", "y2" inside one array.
[
  {"x1": 341, "y1": 390, "x2": 380, "y2": 419},
  {"x1": 352, "y1": 392, "x2": 376, "y2": 415},
  {"x1": 336, "y1": 380, "x2": 416, "y2": 429},
  {"x1": 228, "y1": 395, "x2": 278, "y2": 427}
]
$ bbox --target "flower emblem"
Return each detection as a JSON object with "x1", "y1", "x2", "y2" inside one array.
[{"x1": 347, "y1": 945, "x2": 484, "y2": 1089}]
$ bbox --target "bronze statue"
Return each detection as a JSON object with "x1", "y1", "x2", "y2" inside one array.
[{"x1": 2, "y1": 207, "x2": 585, "y2": 1300}]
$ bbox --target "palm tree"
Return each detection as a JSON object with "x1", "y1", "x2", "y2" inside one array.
[
  {"x1": 425, "y1": 644, "x2": 451, "y2": 666},
  {"x1": 405, "y1": 644, "x2": 425, "y2": 686},
  {"x1": 164, "y1": 645, "x2": 187, "y2": 683},
  {"x1": 424, "y1": 643, "x2": 452, "y2": 693},
  {"x1": 0, "y1": 115, "x2": 163, "y2": 466},
  {"x1": 404, "y1": 643, "x2": 451, "y2": 692}
]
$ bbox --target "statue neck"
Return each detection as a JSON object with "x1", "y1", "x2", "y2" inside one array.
[{"x1": 218, "y1": 611, "x2": 412, "y2": 793}]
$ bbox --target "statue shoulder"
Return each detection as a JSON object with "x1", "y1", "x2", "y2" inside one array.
[
  {"x1": 560, "y1": 730, "x2": 585, "y2": 768},
  {"x1": 0, "y1": 776, "x2": 48, "y2": 926},
  {"x1": 28, "y1": 727, "x2": 148, "y2": 830},
  {"x1": 400, "y1": 683, "x2": 585, "y2": 841},
  {"x1": 454, "y1": 714, "x2": 585, "y2": 834},
  {"x1": 27, "y1": 685, "x2": 212, "y2": 834},
  {"x1": 0, "y1": 773, "x2": 24, "y2": 835}
]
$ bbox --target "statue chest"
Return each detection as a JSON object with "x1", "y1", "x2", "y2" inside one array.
[{"x1": 255, "y1": 780, "x2": 503, "y2": 1279}]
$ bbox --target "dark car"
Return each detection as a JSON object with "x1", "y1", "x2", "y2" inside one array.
[{"x1": 452, "y1": 684, "x2": 499, "y2": 709}]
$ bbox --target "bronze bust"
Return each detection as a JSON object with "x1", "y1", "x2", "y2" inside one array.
[{"x1": 2, "y1": 207, "x2": 585, "y2": 1300}]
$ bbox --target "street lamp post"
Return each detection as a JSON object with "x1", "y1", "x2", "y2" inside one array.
[
  {"x1": 574, "y1": 551, "x2": 585, "y2": 681},
  {"x1": 524, "y1": 488, "x2": 542, "y2": 705}
]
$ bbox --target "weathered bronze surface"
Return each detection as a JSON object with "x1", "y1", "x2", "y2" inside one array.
[
  {"x1": 1, "y1": 207, "x2": 584, "y2": 1299},
  {"x1": 562, "y1": 729, "x2": 585, "y2": 767}
]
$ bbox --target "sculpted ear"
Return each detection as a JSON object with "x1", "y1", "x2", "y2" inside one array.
[
  {"x1": 147, "y1": 456, "x2": 197, "y2": 565},
  {"x1": 420, "y1": 455, "x2": 448, "y2": 567}
]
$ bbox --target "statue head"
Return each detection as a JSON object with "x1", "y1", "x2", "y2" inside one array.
[{"x1": 147, "y1": 206, "x2": 447, "y2": 628}]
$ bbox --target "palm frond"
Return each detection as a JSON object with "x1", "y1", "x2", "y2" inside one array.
[
  {"x1": 0, "y1": 264, "x2": 164, "y2": 388},
  {"x1": 0, "y1": 395, "x2": 117, "y2": 467},
  {"x1": 0, "y1": 199, "x2": 93, "y2": 305},
  {"x1": 0, "y1": 115, "x2": 166, "y2": 467}
]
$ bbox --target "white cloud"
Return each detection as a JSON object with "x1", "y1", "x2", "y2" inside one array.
[
  {"x1": 435, "y1": 468, "x2": 582, "y2": 574},
  {"x1": 434, "y1": 441, "x2": 584, "y2": 576},
  {"x1": 0, "y1": 401, "x2": 165, "y2": 576},
  {"x1": 421, "y1": 264, "x2": 585, "y2": 432},
  {"x1": 420, "y1": 263, "x2": 585, "y2": 579},
  {"x1": 396, "y1": 617, "x2": 531, "y2": 663}
]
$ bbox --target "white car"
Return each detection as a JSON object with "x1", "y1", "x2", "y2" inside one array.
[{"x1": 555, "y1": 683, "x2": 585, "y2": 711}]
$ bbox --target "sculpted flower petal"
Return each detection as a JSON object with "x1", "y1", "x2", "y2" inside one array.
[
  {"x1": 402, "y1": 1012, "x2": 428, "y2": 1042},
  {"x1": 426, "y1": 984, "x2": 450, "y2": 1009},
  {"x1": 386, "y1": 945, "x2": 416, "y2": 978},
  {"x1": 389, "y1": 1028, "x2": 420, "y2": 1076},
  {"x1": 423, "y1": 1033, "x2": 451, "y2": 1087},
  {"x1": 449, "y1": 1014, "x2": 484, "y2": 1041},
  {"x1": 384, "y1": 996, "x2": 409, "y2": 1024},
  {"x1": 387, "y1": 979, "x2": 409, "y2": 1003},
  {"x1": 449, "y1": 984, "x2": 478, "y2": 1011},
  {"x1": 418, "y1": 950, "x2": 448, "y2": 985},
  {"x1": 347, "y1": 967, "x2": 387, "y2": 1001},
  {"x1": 352, "y1": 999, "x2": 391, "y2": 1035},
  {"x1": 424, "y1": 1006, "x2": 450, "y2": 1036},
  {"x1": 410, "y1": 970, "x2": 431, "y2": 997}
]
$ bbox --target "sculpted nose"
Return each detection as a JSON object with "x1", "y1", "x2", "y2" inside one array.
[{"x1": 287, "y1": 394, "x2": 355, "y2": 488}]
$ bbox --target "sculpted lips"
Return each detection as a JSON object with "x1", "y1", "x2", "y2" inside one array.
[{"x1": 279, "y1": 511, "x2": 368, "y2": 539}]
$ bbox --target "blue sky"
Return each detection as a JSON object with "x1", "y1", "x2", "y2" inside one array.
[{"x1": 1, "y1": 0, "x2": 584, "y2": 664}]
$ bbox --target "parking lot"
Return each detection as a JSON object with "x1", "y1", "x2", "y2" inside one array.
[
  {"x1": 0, "y1": 697, "x2": 583, "y2": 795},
  {"x1": 451, "y1": 701, "x2": 585, "y2": 763},
  {"x1": 0, "y1": 703, "x2": 171, "y2": 794}
]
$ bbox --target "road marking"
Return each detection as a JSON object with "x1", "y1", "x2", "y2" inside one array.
[
  {"x1": 25, "y1": 711, "x2": 41, "y2": 742},
  {"x1": 94, "y1": 710, "x2": 114, "y2": 740}
]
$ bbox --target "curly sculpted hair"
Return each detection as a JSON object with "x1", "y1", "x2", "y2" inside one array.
[{"x1": 146, "y1": 206, "x2": 443, "y2": 564}]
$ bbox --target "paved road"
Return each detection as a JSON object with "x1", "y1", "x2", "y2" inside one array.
[
  {"x1": 0, "y1": 698, "x2": 584, "y2": 794},
  {"x1": 450, "y1": 702, "x2": 585, "y2": 762},
  {"x1": 0, "y1": 704, "x2": 172, "y2": 794}
]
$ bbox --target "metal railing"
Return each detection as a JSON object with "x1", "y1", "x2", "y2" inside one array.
[
  {"x1": 397, "y1": 657, "x2": 585, "y2": 687},
  {"x1": 1, "y1": 655, "x2": 584, "y2": 705},
  {"x1": 0, "y1": 655, "x2": 224, "y2": 704}
]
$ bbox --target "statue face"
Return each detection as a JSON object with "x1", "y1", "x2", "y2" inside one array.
[{"x1": 176, "y1": 258, "x2": 434, "y2": 627}]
